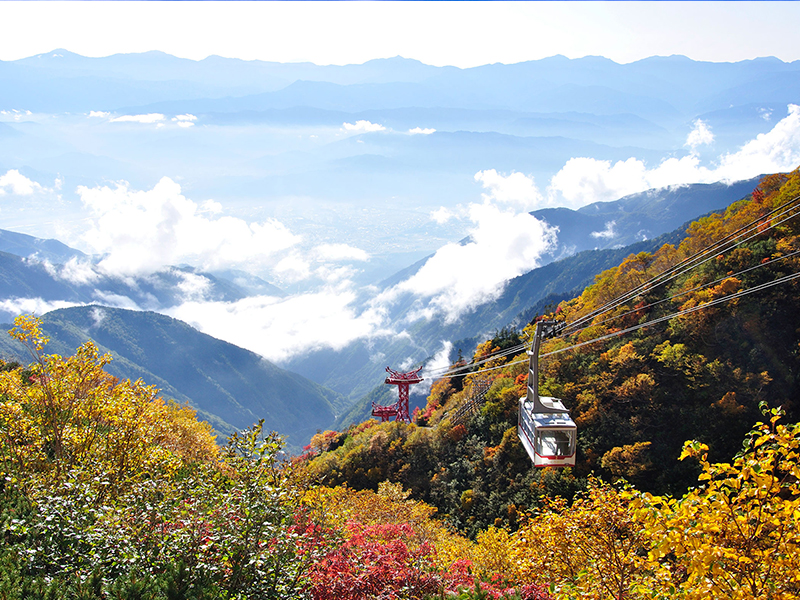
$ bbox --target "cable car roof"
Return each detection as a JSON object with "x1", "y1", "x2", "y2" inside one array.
[{"x1": 529, "y1": 412, "x2": 576, "y2": 428}]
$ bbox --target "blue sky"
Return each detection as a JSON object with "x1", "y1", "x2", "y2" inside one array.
[{"x1": 2, "y1": 1, "x2": 800, "y2": 66}]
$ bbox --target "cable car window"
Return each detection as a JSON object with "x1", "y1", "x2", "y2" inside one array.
[{"x1": 535, "y1": 429, "x2": 574, "y2": 457}]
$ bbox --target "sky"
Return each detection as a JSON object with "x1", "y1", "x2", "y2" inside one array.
[
  {"x1": 3, "y1": 1, "x2": 800, "y2": 368},
  {"x1": 1, "y1": 1, "x2": 800, "y2": 67}
]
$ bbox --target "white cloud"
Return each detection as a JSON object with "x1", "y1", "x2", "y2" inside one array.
[
  {"x1": 590, "y1": 221, "x2": 617, "y2": 240},
  {"x1": 110, "y1": 113, "x2": 165, "y2": 124},
  {"x1": 398, "y1": 356, "x2": 414, "y2": 371},
  {"x1": 90, "y1": 306, "x2": 106, "y2": 327},
  {"x1": 57, "y1": 257, "x2": 101, "y2": 285},
  {"x1": 155, "y1": 172, "x2": 557, "y2": 359},
  {"x1": 714, "y1": 104, "x2": 800, "y2": 178},
  {"x1": 430, "y1": 207, "x2": 454, "y2": 224},
  {"x1": 165, "y1": 290, "x2": 388, "y2": 363},
  {"x1": 685, "y1": 118, "x2": 714, "y2": 151},
  {"x1": 24, "y1": 255, "x2": 98, "y2": 288},
  {"x1": 175, "y1": 271, "x2": 213, "y2": 301},
  {"x1": 418, "y1": 340, "x2": 453, "y2": 394},
  {"x1": 91, "y1": 291, "x2": 142, "y2": 310},
  {"x1": 312, "y1": 243, "x2": 369, "y2": 262},
  {"x1": 368, "y1": 170, "x2": 558, "y2": 324},
  {"x1": 547, "y1": 157, "x2": 654, "y2": 208},
  {"x1": 474, "y1": 169, "x2": 545, "y2": 210},
  {"x1": 0, "y1": 109, "x2": 30, "y2": 122},
  {"x1": 77, "y1": 177, "x2": 301, "y2": 276},
  {"x1": 172, "y1": 114, "x2": 197, "y2": 128},
  {"x1": 409, "y1": 127, "x2": 436, "y2": 135},
  {"x1": 342, "y1": 120, "x2": 385, "y2": 133},
  {"x1": 315, "y1": 264, "x2": 358, "y2": 284},
  {"x1": 88, "y1": 110, "x2": 110, "y2": 118},
  {"x1": 273, "y1": 252, "x2": 312, "y2": 283},
  {"x1": 758, "y1": 107, "x2": 773, "y2": 121},
  {"x1": 200, "y1": 199, "x2": 222, "y2": 214},
  {"x1": 385, "y1": 202, "x2": 557, "y2": 323},
  {"x1": 546, "y1": 105, "x2": 800, "y2": 208},
  {"x1": 0, "y1": 169, "x2": 44, "y2": 195},
  {"x1": 0, "y1": 297, "x2": 83, "y2": 317}
]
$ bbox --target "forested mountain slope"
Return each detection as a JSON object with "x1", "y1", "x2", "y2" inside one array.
[
  {"x1": 0, "y1": 306, "x2": 343, "y2": 446},
  {"x1": 299, "y1": 170, "x2": 800, "y2": 535},
  {"x1": 333, "y1": 205, "x2": 736, "y2": 428}
]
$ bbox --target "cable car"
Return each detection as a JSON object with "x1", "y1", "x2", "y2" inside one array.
[{"x1": 518, "y1": 320, "x2": 577, "y2": 467}]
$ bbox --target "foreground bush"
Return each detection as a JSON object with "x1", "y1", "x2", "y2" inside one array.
[{"x1": 0, "y1": 316, "x2": 318, "y2": 599}]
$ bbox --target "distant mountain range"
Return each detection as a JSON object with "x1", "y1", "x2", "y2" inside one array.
[
  {"x1": 0, "y1": 306, "x2": 342, "y2": 450},
  {"x1": 532, "y1": 177, "x2": 762, "y2": 257},
  {"x1": 2, "y1": 51, "x2": 796, "y2": 268},
  {"x1": 0, "y1": 228, "x2": 285, "y2": 323},
  {"x1": 5, "y1": 51, "x2": 799, "y2": 119}
]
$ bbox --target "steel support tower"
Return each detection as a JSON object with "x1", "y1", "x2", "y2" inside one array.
[{"x1": 371, "y1": 366, "x2": 424, "y2": 423}]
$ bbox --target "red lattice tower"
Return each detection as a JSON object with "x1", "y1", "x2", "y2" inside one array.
[{"x1": 371, "y1": 366, "x2": 424, "y2": 423}]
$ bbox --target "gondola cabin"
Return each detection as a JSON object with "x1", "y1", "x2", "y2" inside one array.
[
  {"x1": 517, "y1": 320, "x2": 577, "y2": 467},
  {"x1": 518, "y1": 397, "x2": 577, "y2": 467}
]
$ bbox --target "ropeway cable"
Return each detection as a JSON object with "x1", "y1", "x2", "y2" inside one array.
[
  {"x1": 427, "y1": 206, "x2": 800, "y2": 379},
  {"x1": 423, "y1": 340, "x2": 530, "y2": 378},
  {"x1": 543, "y1": 269, "x2": 800, "y2": 359},
  {"x1": 563, "y1": 195, "x2": 800, "y2": 333},
  {"x1": 430, "y1": 267, "x2": 800, "y2": 380},
  {"x1": 425, "y1": 238, "x2": 800, "y2": 380},
  {"x1": 560, "y1": 194, "x2": 800, "y2": 335},
  {"x1": 561, "y1": 195, "x2": 800, "y2": 335},
  {"x1": 564, "y1": 247, "x2": 800, "y2": 339}
]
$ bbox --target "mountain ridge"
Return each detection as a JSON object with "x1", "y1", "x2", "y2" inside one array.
[{"x1": 0, "y1": 306, "x2": 343, "y2": 449}]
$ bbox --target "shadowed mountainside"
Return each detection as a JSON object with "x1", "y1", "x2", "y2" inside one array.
[{"x1": 0, "y1": 306, "x2": 343, "y2": 448}]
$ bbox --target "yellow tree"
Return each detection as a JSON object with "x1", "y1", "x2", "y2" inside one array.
[
  {"x1": 0, "y1": 315, "x2": 218, "y2": 494},
  {"x1": 642, "y1": 406, "x2": 800, "y2": 599},
  {"x1": 512, "y1": 479, "x2": 656, "y2": 600}
]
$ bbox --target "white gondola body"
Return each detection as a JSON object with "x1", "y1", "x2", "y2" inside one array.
[{"x1": 518, "y1": 397, "x2": 577, "y2": 467}]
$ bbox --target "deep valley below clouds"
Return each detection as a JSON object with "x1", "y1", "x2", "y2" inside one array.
[{"x1": 1, "y1": 45, "x2": 800, "y2": 377}]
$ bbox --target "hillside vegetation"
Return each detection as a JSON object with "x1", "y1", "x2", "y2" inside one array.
[
  {"x1": 1, "y1": 315, "x2": 799, "y2": 599},
  {"x1": 2, "y1": 170, "x2": 800, "y2": 599},
  {"x1": 300, "y1": 170, "x2": 800, "y2": 532}
]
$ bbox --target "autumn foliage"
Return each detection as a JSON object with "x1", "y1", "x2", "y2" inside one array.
[{"x1": 3, "y1": 169, "x2": 800, "y2": 598}]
